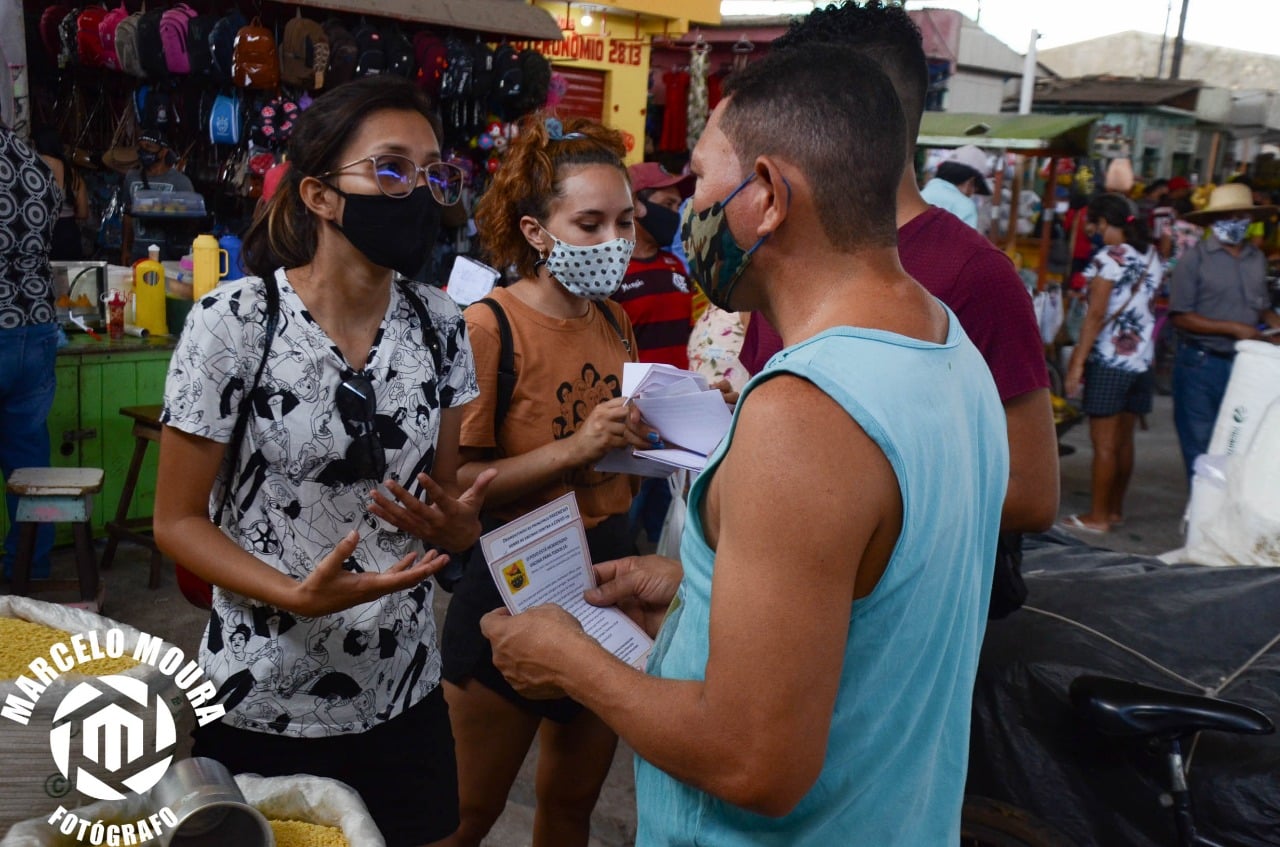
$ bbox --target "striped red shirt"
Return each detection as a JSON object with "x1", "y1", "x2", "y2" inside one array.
[{"x1": 612, "y1": 251, "x2": 694, "y2": 369}]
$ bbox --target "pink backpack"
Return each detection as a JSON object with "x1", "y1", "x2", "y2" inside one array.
[
  {"x1": 98, "y1": 4, "x2": 129, "y2": 71},
  {"x1": 160, "y1": 3, "x2": 198, "y2": 74}
]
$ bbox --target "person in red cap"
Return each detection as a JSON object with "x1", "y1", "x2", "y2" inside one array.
[{"x1": 615, "y1": 162, "x2": 696, "y2": 369}]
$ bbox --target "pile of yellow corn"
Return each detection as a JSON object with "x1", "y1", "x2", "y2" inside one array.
[
  {"x1": 0, "y1": 618, "x2": 138, "y2": 679},
  {"x1": 269, "y1": 819, "x2": 351, "y2": 847}
]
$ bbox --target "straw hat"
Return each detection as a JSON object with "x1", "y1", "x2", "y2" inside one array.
[{"x1": 1184, "y1": 182, "x2": 1278, "y2": 224}]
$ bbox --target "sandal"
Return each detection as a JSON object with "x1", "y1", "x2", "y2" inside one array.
[{"x1": 1062, "y1": 514, "x2": 1108, "y2": 534}]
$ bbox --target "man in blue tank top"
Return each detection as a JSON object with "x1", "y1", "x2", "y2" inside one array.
[{"x1": 481, "y1": 45, "x2": 1009, "y2": 845}]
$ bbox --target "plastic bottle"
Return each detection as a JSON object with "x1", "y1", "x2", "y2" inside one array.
[
  {"x1": 192, "y1": 234, "x2": 228, "y2": 300},
  {"x1": 133, "y1": 245, "x2": 168, "y2": 336},
  {"x1": 218, "y1": 233, "x2": 244, "y2": 281}
]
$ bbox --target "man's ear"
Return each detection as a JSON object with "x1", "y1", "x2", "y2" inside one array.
[
  {"x1": 753, "y1": 156, "x2": 791, "y2": 238},
  {"x1": 519, "y1": 215, "x2": 548, "y2": 255},
  {"x1": 300, "y1": 176, "x2": 340, "y2": 222}
]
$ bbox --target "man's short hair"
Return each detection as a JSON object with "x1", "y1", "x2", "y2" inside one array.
[
  {"x1": 773, "y1": 1, "x2": 928, "y2": 144},
  {"x1": 720, "y1": 45, "x2": 905, "y2": 251},
  {"x1": 935, "y1": 161, "x2": 981, "y2": 187}
]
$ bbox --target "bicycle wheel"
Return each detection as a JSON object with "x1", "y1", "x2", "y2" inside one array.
[{"x1": 960, "y1": 796, "x2": 1076, "y2": 847}]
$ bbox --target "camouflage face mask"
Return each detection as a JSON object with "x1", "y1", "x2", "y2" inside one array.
[{"x1": 680, "y1": 173, "x2": 768, "y2": 312}]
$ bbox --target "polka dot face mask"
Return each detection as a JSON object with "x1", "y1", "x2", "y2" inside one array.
[{"x1": 540, "y1": 228, "x2": 636, "y2": 301}]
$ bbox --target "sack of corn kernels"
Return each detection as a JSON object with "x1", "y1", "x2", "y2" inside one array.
[
  {"x1": 242, "y1": 773, "x2": 386, "y2": 847},
  {"x1": 0, "y1": 597, "x2": 189, "y2": 833},
  {"x1": 2, "y1": 772, "x2": 383, "y2": 847}
]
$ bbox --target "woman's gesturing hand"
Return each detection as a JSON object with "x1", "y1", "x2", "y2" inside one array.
[{"x1": 369, "y1": 468, "x2": 498, "y2": 553}]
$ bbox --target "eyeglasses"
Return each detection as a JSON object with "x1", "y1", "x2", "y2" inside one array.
[
  {"x1": 336, "y1": 372, "x2": 387, "y2": 481},
  {"x1": 322, "y1": 155, "x2": 465, "y2": 206}
]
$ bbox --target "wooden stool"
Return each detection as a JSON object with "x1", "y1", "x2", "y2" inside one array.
[
  {"x1": 100, "y1": 404, "x2": 165, "y2": 589},
  {"x1": 7, "y1": 467, "x2": 105, "y2": 610}
]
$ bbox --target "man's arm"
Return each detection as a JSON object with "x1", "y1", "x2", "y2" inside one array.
[
  {"x1": 1001, "y1": 388, "x2": 1059, "y2": 531},
  {"x1": 484, "y1": 375, "x2": 896, "y2": 816}
]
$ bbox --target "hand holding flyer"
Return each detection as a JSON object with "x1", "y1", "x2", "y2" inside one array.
[{"x1": 480, "y1": 493, "x2": 653, "y2": 669}]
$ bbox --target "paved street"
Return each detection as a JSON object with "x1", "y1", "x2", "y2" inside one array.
[{"x1": 7, "y1": 396, "x2": 1189, "y2": 845}]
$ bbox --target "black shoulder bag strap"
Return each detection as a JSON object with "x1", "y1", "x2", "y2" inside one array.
[
  {"x1": 475, "y1": 296, "x2": 517, "y2": 432},
  {"x1": 595, "y1": 301, "x2": 632, "y2": 356},
  {"x1": 213, "y1": 273, "x2": 280, "y2": 526},
  {"x1": 397, "y1": 279, "x2": 444, "y2": 379}
]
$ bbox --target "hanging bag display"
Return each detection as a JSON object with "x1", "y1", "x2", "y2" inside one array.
[
  {"x1": 232, "y1": 17, "x2": 280, "y2": 90},
  {"x1": 384, "y1": 24, "x2": 415, "y2": 79},
  {"x1": 135, "y1": 8, "x2": 169, "y2": 79},
  {"x1": 160, "y1": 3, "x2": 198, "y2": 75},
  {"x1": 57, "y1": 7, "x2": 82, "y2": 70},
  {"x1": 209, "y1": 10, "x2": 247, "y2": 85},
  {"x1": 114, "y1": 12, "x2": 145, "y2": 78},
  {"x1": 75, "y1": 6, "x2": 110, "y2": 69},
  {"x1": 352, "y1": 21, "x2": 387, "y2": 77},
  {"x1": 39, "y1": 5, "x2": 72, "y2": 67},
  {"x1": 322, "y1": 20, "x2": 358, "y2": 88},
  {"x1": 185, "y1": 13, "x2": 218, "y2": 79},
  {"x1": 279, "y1": 12, "x2": 328, "y2": 90},
  {"x1": 209, "y1": 92, "x2": 243, "y2": 145},
  {"x1": 97, "y1": 4, "x2": 129, "y2": 71}
]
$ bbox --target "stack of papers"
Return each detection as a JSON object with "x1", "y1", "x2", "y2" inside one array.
[
  {"x1": 446, "y1": 256, "x2": 500, "y2": 306},
  {"x1": 596, "y1": 363, "x2": 732, "y2": 475}
]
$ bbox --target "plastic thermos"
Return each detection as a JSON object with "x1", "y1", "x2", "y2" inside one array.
[
  {"x1": 192, "y1": 234, "x2": 228, "y2": 300},
  {"x1": 218, "y1": 233, "x2": 244, "y2": 280},
  {"x1": 133, "y1": 244, "x2": 168, "y2": 336}
]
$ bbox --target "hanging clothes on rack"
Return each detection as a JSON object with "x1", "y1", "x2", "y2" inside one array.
[
  {"x1": 660, "y1": 67, "x2": 690, "y2": 152},
  {"x1": 686, "y1": 40, "x2": 710, "y2": 151}
]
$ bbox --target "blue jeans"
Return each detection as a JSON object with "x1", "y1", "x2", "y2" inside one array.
[
  {"x1": 0, "y1": 322, "x2": 59, "y2": 578},
  {"x1": 1171, "y1": 342, "x2": 1234, "y2": 483}
]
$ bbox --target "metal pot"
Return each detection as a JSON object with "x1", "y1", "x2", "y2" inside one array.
[{"x1": 148, "y1": 757, "x2": 273, "y2": 847}]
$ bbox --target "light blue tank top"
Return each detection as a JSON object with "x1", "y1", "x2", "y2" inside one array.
[{"x1": 635, "y1": 313, "x2": 1009, "y2": 846}]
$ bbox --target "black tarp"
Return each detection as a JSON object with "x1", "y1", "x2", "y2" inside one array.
[{"x1": 967, "y1": 531, "x2": 1280, "y2": 846}]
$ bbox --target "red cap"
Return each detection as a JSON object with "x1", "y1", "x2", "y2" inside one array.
[
  {"x1": 1167, "y1": 176, "x2": 1190, "y2": 192},
  {"x1": 628, "y1": 162, "x2": 695, "y2": 198}
]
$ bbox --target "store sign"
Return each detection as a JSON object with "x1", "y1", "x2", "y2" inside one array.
[{"x1": 521, "y1": 18, "x2": 645, "y2": 67}]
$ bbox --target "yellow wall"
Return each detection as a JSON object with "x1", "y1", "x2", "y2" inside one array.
[{"x1": 527, "y1": 2, "x2": 708, "y2": 164}]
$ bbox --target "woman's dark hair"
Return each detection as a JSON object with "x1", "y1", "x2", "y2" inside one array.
[
  {"x1": 474, "y1": 112, "x2": 627, "y2": 280},
  {"x1": 242, "y1": 76, "x2": 443, "y2": 278},
  {"x1": 1088, "y1": 192, "x2": 1151, "y2": 254}
]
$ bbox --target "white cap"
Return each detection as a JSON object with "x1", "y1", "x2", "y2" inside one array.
[
  {"x1": 148, "y1": 244, "x2": 161, "y2": 259},
  {"x1": 946, "y1": 145, "x2": 993, "y2": 194}
]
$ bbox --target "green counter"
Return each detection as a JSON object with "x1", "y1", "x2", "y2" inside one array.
[{"x1": 1, "y1": 332, "x2": 177, "y2": 549}]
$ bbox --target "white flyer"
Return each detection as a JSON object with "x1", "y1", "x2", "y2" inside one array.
[{"x1": 481, "y1": 492, "x2": 653, "y2": 669}]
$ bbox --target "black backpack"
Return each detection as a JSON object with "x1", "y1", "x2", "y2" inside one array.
[
  {"x1": 352, "y1": 21, "x2": 386, "y2": 77},
  {"x1": 185, "y1": 14, "x2": 217, "y2": 80},
  {"x1": 514, "y1": 49, "x2": 551, "y2": 115},
  {"x1": 209, "y1": 10, "x2": 246, "y2": 85},
  {"x1": 384, "y1": 24, "x2": 414, "y2": 78},
  {"x1": 136, "y1": 8, "x2": 168, "y2": 79},
  {"x1": 322, "y1": 19, "x2": 358, "y2": 87},
  {"x1": 493, "y1": 43, "x2": 522, "y2": 103},
  {"x1": 470, "y1": 41, "x2": 496, "y2": 102},
  {"x1": 440, "y1": 36, "x2": 472, "y2": 101}
]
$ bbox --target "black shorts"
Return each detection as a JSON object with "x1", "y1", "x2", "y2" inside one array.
[
  {"x1": 1083, "y1": 360, "x2": 1154, "y2": 417},
  {"x1": 441, "y1": 512, "x2": 634, "y2": 724},
  {"x1": 191, "y1": 685, "x2": 458, "y2": 846}
]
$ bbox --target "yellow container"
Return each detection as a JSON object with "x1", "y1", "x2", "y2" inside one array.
[
  {"x1": 192, "y1": 233, "x2": 228, "y2": 300},
  {"x1": 133, "y1": 245, "x2": 169, "y2": 336}
]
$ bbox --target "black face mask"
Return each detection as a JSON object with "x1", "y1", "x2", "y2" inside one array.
[
  {"x1": 137, "y1": 150, "x2": 160, "y2": 169},
  {"x1": 640, "y1": 199, "x2": 681, "y2": 247},
  {"x1": 332, "y1": 185, "x2": 442, "y2": 277}
]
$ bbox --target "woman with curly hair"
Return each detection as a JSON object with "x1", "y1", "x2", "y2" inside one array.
[
  {"x1": 439, "y1": 114, "x2": 646, "y2": 847},
  {"x1": 1065, "y1": 193, "x2": 1162, "y2": 533}
]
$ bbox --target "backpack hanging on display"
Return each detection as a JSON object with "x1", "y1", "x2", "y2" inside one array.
[
  {"x1": 493, "y1": 43, "x2": 523, "y2": 104},
  {"x1": 39, "y1": 5, "x2": 72, "y2": 67},
  {"x1": 76, "y1": 6, "x2": 109, "y2": 69},
  {"x1": 440, "y1": 36, "x2": 474, "y2": 135},
  {"x1": 57, "y1": 8, "x2": 82, "y2": 70},
  {"x1": 97, "y1": 4, "x2": 129, "y2": 71},
  {"x1": 135, "y1": 84, "x2": 173, "y2": 135},
  {"x1": 514, "y1": 49, "x2": 551, "y2": 115},
  {"x1": 209, "y1": 10, "x2": 247, "y2": 85},
  {"x1": 384, "y1": 25, "x2": 415, "y2": 78},
  {"x1": 135, "y1": 8, "x2": 169, "y2": 79},
  {"x1": 114, "y1": 12, "x2": 145, "y2": 78},
  {"x1": 185, "y1": 13, "x2": 218, "y2": 80},
  {"x1": 352, "y1": 21, "x2": 387, "y2": 77},
  {"x1": 160, "y1": 4, "x2": 198, "y2": 75},
  {"x1": 412, "y1": 31, "x2": 448, "y2": 99},
  {"x1": 322, "y1": 20, "x2": 358, "y2": 88},
  {"x1": 232, "y1": 17, "x2": 280, "y2": 90},
  {"x1": 209, "y1": 92, "x2": 243, "y2": 145},
  {"x1": 251, "y1": 95, "x2": 300, "y2": 149},
  {"x1": 280, "y1": 12, "x2": 328, "y2": 90}
]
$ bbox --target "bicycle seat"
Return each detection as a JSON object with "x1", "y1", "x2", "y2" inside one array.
[{"x1": 1070, "y1": 675, "x2": 1275, "y2": 740}]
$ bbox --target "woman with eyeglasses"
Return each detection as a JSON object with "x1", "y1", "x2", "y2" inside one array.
[
  {"x1": 438, "y1": 115, "x2": 647, "y2": 847},
  {"x1": 154, "y1": 77, "x2": 490, "y2": 847}
]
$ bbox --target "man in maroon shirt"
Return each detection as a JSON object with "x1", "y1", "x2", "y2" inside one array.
[
  {"x1": 756, "y1": 2, "x2": 1059, "y2": 615},
  {"x1": 613, "y1": 162, "x2": 695, "y2": 369}
]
